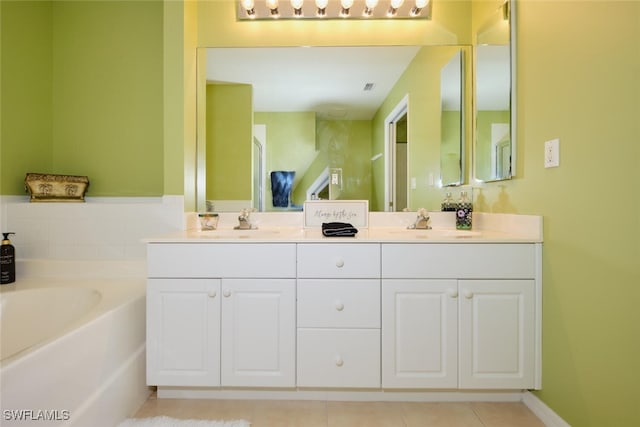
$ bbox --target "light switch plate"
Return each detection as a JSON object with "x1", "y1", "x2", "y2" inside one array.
[{"x1": 544, "y1": 138, "x2": 560, "y2": 168}]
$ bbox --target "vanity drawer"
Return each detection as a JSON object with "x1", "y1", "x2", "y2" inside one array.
[
  {"x1": 297, "y1": 244, "x2": 380, "y2": 278},
  {"x1": 147, "y1": 243, "x2": 296, "y2": 278},
  {"x1": 297, "y1": 279, "x2": 380, "y2": 328},
  {"x1": 297, "y1": 328, "x2": 380, "y2": 388},
  {"x1": 382, "y1": 243, "x2": 537, "y2": 279}
]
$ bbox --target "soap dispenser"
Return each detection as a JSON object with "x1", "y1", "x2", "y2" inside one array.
[
  {"x1": 455, "y1": 192, "x2": 473, "y2": 230},
  {"x1": 441, "y1": 192, "x2": 455, "y2": 212},
  {"x1": 1, "y1": 232, "x2": 16, "y2": 284}
]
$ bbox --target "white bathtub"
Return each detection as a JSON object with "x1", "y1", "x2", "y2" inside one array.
[{"x1": 0, "y1": 272, "x2": 149, "y2": 427}]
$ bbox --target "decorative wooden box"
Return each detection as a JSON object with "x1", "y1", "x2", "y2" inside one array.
[{"x1": 24, "y1": 173, "x2": 90, "y2": 202}]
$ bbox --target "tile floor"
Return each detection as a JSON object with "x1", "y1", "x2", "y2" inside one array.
[{"x1": 134, "y1": 393, "x2": 546, "y2": 426}]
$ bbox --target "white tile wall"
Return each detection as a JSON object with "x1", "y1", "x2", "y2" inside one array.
[{"x1": 0, "y1": 195, "x2": 185, "y2": 260}]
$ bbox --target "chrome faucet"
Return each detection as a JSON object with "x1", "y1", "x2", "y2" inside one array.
[
  {"x1": 235, "y1": 208, "x2": 256, "y2": 230},
  {"x1": 407, "y1": 208, "x2": 431, "y2": 230}
]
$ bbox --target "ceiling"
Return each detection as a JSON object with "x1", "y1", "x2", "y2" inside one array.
[
  {"x1": 206, "y1": 45, "x2": 509, "y2": 120},
  {"x1": 206, "y1": 46, "x2": 421, "y2": 120}
]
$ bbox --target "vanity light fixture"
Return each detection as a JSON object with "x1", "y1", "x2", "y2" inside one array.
[
  {"x1": 410, "y1": 0, "x2": 428, "y2": 17},
  {"x1": 241, "y1": 0, "x2": 256, "y2": 17},
  {"x1": 265, "y1": 0, "x2": 280, "y2": 17},
  {"x1": 387, "y1": 0, "x2": 403, "y2": 17},
  {"x1": 340, "y1": 0, "x2": 354, "y2": 17},
  {"x1": 316, "y1": 0, "x2": 329, "y2": 16},
  {"x1": 363, "y1": 0, "x2": 378, "y2": 17},
  {"x1": 291, "y1": 0, "x2": 304, "y2": 16},
  {"x1": 237, "y1": 0, "x2": 431, "y2": 20}
]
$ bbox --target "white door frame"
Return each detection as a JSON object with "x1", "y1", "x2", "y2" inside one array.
[
  {"x1": 253, "y1": 124, "x2": 267, "y2": 212},
  {"x1": 384, "y1": 95, "x2": 409, "y2": 212}
]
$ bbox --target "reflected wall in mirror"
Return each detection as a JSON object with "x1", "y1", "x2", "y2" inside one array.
[
  {"x1": 474, "y1": 0, "x2": 514, "y2": 182},
  {"x1": 200, "y1": 45, "x2": 469, "y2": 212},
  {"x1": 440, "y1": 49, "x2": 464, "y2": 187}
]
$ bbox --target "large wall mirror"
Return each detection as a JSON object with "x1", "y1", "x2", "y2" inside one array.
[
  {"x1": 199, "y1": 45, "x2": 469, "y2": 212},
  {"x1": 474, "y1": 0, "x2": 515, "y2": 182},
  {"x1": 196, "y1": 0, "x2": 515, "y2": 212}
]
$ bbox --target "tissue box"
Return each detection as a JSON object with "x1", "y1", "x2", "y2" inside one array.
[{"x1": 25, "y1": 173, "x2": 90, "y2": 202}]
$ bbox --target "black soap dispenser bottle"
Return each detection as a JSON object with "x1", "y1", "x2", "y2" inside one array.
[
  {"x1": 1, "y1": 232, "x2": 16, "y2": 284},
  {"x1": 441, "y1": 192, "x2": 456, "y2": 212}
]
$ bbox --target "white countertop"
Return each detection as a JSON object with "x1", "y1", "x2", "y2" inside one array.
[{"x1": 145, "y1": 212, "x2": 542, "y2": 244}]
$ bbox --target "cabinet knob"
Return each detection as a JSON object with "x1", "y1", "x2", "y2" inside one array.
[
  {"x1": 335, "y1": 301, "x2": 345, "y2": 311},
  {"x1": 223, "y1": 290, "x2": 231, "y2": 298},
  {"x1": 208, "y1": 290, "x2": 217, "y2": 298},
  {"x1": 335, "y1": 259, "x2": 345, "y2": 268},
  {"x1": 464, "y1": 290, "x2": 474, "y2": 299},
  {"x1": 335, "y1": 356, "x2": 344, "y2": 367},
  {"x1": 448, "y1": 289, "x2": 458, "y2": 298}
]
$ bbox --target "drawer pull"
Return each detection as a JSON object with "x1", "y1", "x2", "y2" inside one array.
[
  {"x1": 464, "y1": 290, "x2": 474, "y2": 299},
  {"x1": 223, "y1": 290, "x2": 231, "y2": 298},
  {"x1": 335, "y1": 301, "x2": 345, "y2": 311},
  {"x1": 335, "y1": 356, "x2": 344, "y2": 367},
  {"x1": 335, "y1": 259, "x2": 345, "y2": 268},
  {"x1": 208, "y1": 290, "x2": 217, "y2": 298},
  {"x1": 448, "y1": 289, "x2": 458, "y2": 298}
]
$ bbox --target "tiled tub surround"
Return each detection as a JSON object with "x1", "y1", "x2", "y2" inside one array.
[
  {"x1": 146, "y1": 212, "x2": 543, "y2": 403},
  {"x1": 0, "y1": 195, "x2": 185, "y2": 260},
  {"x1": 0, "y1": 260, "x2": 149, "y2": 427}
]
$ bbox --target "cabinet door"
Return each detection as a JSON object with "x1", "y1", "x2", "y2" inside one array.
[
  {"x1": 459, "y1": 280, "x2": 535, "y2": 389},
  {"x1": 147, "y1": 278, "x2": 220, "y2": 386},
  {"x1": 220, "y1": 279, "x2": 296, "y2": 387},
  {"x1": 382, "y1": 280, "x2": 458, "y2": 388}
]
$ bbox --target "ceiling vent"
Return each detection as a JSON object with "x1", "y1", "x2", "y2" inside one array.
[{"x1": 363, "y1": 83, "x2": 375, "y2": 91}]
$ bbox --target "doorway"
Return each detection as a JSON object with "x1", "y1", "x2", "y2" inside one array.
[{"x1": 384, "y1": 96, "x2": 409, "y2": 212}]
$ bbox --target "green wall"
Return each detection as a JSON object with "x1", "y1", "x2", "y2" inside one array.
[
  {"x1": 1, "y1": 0, "x2": 164, "y2": 196},
  {"x1": 441, "y1": 110, "x2": 462, "y2": 185},
  {"x1": 206, "y1": 83, "x2": 252, "y2": 201},
  {"x1": 499, "y1": 2, "x2": 638, "y2": 426},
  {"x1": 254, "y1": 112, "x2": 316, "y2": 209},
  {"x1": 1, "y1": 1, "x2": 53, "y2": 193},
  {"x1": 475, "y1": 110, "x2": 510, "y2": 180}
]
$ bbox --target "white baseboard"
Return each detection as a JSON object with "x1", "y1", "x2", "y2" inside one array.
[
  {"x1": 158, "y1": 387, "x2": 524, "y2": 402},
  {"x1": 522, "y1": 391, "x2": 571, "y2": 427}
]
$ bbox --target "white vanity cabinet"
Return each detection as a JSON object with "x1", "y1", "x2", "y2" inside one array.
[
  {"x1": 382, "y1": 243, "x2": 540, "y2": 390},
  {"x1": 296, "y1": 244, "x2": 381, "y2": 388},
  {"x1": 146, "y1": 229, "x2": 542, "y2": 395},
  {"x1": 146, "y1": 243, "x2": 296, "y2": 388}
]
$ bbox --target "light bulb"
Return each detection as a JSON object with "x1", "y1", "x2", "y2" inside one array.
[
  {"x1": 411, "y1": 0, "x2": 428, "y2": 16},
  {"x1": 340, "y1": 0, "x2": 353, "y2": 17},
  {"x1": 291, "y1": 0, "x2": 303, "y2": 17},
  {"x1": 390, "y1": 0, "x2": 404, "y2": 8},
  {"x1": 316, "y1": 0, "x2": 328, "y2": 17},
  {"x1": 266, "y1": 0, "x2": 279, "y2": 17},
  {"x1": 364, "y1": 0, "x2": 378, "y2": 16},
  {"x1": 241, "y1": 0, "x2": 255, "y2": 9}
]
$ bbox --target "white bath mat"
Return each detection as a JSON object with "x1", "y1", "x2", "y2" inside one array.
[{"x1": 117, "y1": 416, "x2": 250, "y2": 427}]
